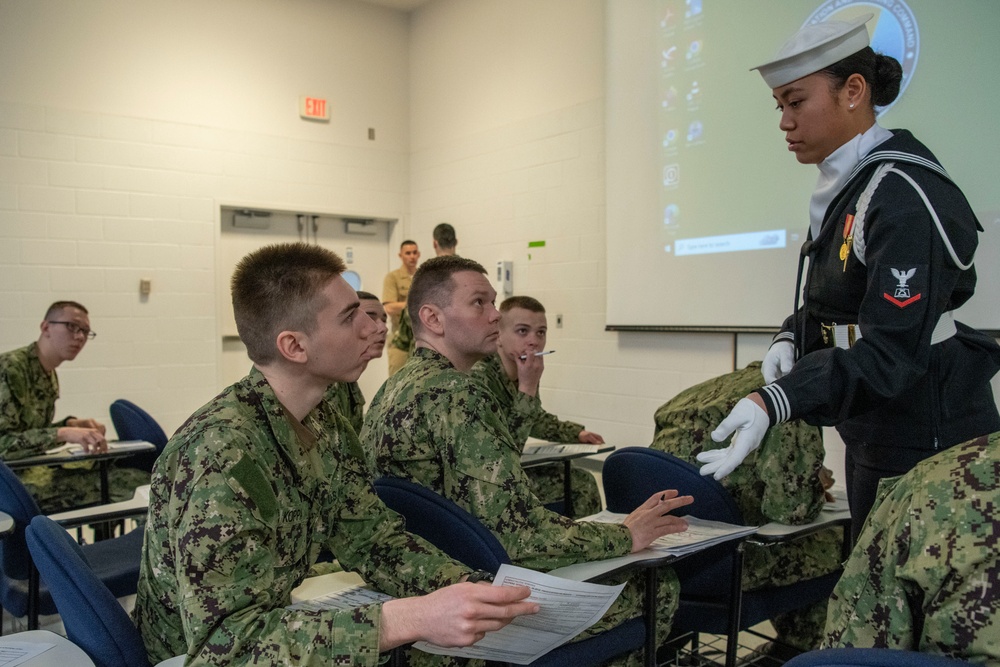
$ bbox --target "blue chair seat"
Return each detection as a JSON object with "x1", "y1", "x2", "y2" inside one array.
[
  {"x1": 0, "y1": 461, "x2": 144, "y2": 629},
  {"x1": 374, "y1": 477, "x2": 647, "y2": 666},
  {"x1": 27, "y1": 515, "x2": 151, "y2": 667},
  {"x1": 109, "y1": 399, "x2": 168, "y2": 473},
  {"x1": 603, "y1": 447, "x2": 847, "y2": 667}
]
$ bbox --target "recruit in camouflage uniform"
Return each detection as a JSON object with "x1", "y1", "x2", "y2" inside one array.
[
  {"x1": 651, "y1": 361, "x2": 843, "y2": 651},
  {"x1": 472, "y1": 352, "x2": 602, "y2": 518},
  {"x1": 363, "y1": 346, "x2": 682, "y2": 656},
  {"x1": 825, "y1": 432, "x2": 1000, "y2": 664},
  {"x1": 0, "y1": 342, "x2": 147, "y2": 512},
  {"x1": 134, "y1": 368, "x2": 473, "y2": 666}
]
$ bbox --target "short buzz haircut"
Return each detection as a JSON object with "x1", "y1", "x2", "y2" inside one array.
[
  {"x1": 356, "y1": 290, "x2": 380, "y2": 302},
  {"x1": 432, "y1": 223, "x2": 457, "y2": 250},
  {"x1": 400, "y1": 240, "x2": 418, "y2": 250},
  {"x1": 231, "y1": 243, "x2": 346, "y2": 364},
  {"x1": 408, "y1": 255, "x2": 488, "y2": 335},
  {"x1": 499, "y1": 295, "x2": 545, "y2": 314},
  {"x1": 44, "y1": 301, "x2": 88, "y2": 320}
]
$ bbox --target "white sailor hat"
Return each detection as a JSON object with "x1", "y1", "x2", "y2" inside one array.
[{"x1": 752, "y1": 13, "x2": 873, "y2": 88}]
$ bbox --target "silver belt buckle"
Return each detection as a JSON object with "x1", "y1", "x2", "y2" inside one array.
[{"x1": 821, "y1": 323, "x2": 862, "y2": 349}]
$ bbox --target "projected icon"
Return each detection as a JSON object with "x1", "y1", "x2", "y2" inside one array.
[
  {"x1": 686, "y1": 0, "x2": 703, "y2": 18},
  {"x1": 686, "y1": 40, "x2": 703, "y2": 61},
  {"x1": 686, "y1": 120, "x2": 703, "y2": 142},
  {"x1": 663, "y1": 164, "x2": 681, "y2": 187},
  {"x1": 662, "y1": 86, "x2": 679, "y2": 109},
  {"x1": 686, "y1": 81, "x2": 701, "y2": 105},
  {"x1": 664, "y1": 204, "x2": 680, "y2": 227},
  {"x1": 660, "y1": 8, "x2": 675, "y2": 28},
  {"x1": 661, "y1": 45, "x2": 678, "y2": 68},
  {"x1": 662, "y1": 129, "x2": 678, "y2": 148}
]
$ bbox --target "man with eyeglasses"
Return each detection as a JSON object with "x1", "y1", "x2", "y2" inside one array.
[{"x1": 0, "y1": 300, "x2": 148, "y2": 511}]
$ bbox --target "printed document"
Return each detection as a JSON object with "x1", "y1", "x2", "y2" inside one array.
[
  {"x1": 414, "y1": 564, "x2": 625, "y2": 664},
  {"x1": 44, "y1": 439, "x2": 153, "y2": 456},
  {"x1": 547, "y1": 513, "x2": 757, "y2": 581}
]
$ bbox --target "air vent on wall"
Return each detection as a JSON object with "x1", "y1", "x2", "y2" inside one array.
[{"x1": 232, "y1": 209, "x2": 272, "y2": 229}]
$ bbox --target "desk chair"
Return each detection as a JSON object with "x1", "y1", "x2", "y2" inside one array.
[
  {"x1": 108, "y1": 399, "x2": 168, "y2": 473},
  {"x1": 784, "y1": 648, "x2": 975, "y2": 666},
  {"x1": 602, "y1": 447, "x2": 845, "y2": 667},
  {"x1": 373, "y1": 477, "x2": 646, "y2": 667},
  {"x1": 0, "y1": 461, "x2": 144, "y2": 632},
  {"x1": 26, "y1": 516, "x2": 150, "y2": 667}
]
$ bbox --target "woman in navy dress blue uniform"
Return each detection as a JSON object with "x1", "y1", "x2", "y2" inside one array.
[{"x1": 698, "y1": 14, "x2": 1000, "y2": 539}]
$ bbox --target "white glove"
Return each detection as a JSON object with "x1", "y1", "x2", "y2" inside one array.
[
  {"x1": 762, "y1": 340, "x2": 795, "y2": 384},
  {"x1": 696, "y1": 397, "x2": 769, "y2": 480}
]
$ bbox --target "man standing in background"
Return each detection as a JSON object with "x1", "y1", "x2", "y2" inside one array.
[
  {"x1": 382, "y1": 240, "x2": 420, "y2": 375},
  {"x1": 389, "y1": 223, "x2": 459, "y2": 367}
]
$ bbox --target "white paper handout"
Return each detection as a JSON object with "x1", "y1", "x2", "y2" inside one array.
[
  {"x1": 44, "y1": 440, "x2": 153, "y2": 456},
  {"x1": 287, "y1": 583, "x2": 392, "y2": 612},
  {"x1": 546, "y1": 512, "x2": 757, "y2": 582},
  {"x1": 414, "y1": 563, "x2": 625, "y2": 665},
  {"x1": 522, "y1": 443, "x2": 599, "y2": 457},
  {"x1": 0, "y1": 641, "x2": 55, "y2": 667}
]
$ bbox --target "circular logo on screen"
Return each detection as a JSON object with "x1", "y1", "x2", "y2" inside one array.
[{"x1": 806, "y1": 0, "x2": 919, "y2": 116}]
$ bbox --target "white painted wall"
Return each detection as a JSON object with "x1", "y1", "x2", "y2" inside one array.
[
  {"x1": 407, "y1": 0, "x2": 762, "y2": 449},
  {"x1": 1, "y1": 0, "x2": 995, "y2": 480},
  {"x1": 0, "y1": 0, "x2": 410, "y2": 433}
]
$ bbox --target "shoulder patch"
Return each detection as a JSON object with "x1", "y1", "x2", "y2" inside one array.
[{"x1": 882, "y1": 265, "x2": 927, "y2": 308}]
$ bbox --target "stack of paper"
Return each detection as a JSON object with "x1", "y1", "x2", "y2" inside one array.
[
  {"x1": 288, "y1": 565, "x2": 624, "y2": 665},
  {"x1": 546, "y1": 512, "x2": 757, "y2": 581},
  {"x1": 415, "y1": 564, "x2": 624, "y2": 664},
  {"x1": 44, "y1": 440, "x2": 152, "y2": 456},
  {"x1": 287, "y1": 583, "x2": 392, "y2": 612}
]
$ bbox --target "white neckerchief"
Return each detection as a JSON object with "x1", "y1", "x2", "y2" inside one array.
[{"x1": 809, "y1": 123, "x2": 893, "y2": 239}]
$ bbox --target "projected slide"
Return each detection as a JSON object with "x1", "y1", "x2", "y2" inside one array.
[
  {"x1": 656, "y1": 0, "x2": 918, "y2": 259},
  {"x1": 606, "y1": 0, "x2": 1000, "y2": 329}
]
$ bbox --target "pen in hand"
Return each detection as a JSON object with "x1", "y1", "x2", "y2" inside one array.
[{"x1": 519, "y1": 350, "x2": 556, "y2": 360}]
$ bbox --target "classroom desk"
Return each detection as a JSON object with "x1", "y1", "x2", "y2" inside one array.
[
  {"x1": 520, "y1": 443, "x2": 614, "y2": 517},
  {"x1": 0, "y1": 630, "x2": 95, "y2": 667},
  {"x1": 7, "y1": 441, "x2": 155, "y2": 506}
]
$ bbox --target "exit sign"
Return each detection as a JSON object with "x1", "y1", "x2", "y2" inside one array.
[{"x1": 300, "y1": 96, "x2": 330, "y2": 122}]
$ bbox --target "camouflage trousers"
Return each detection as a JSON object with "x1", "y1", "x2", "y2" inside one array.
[
  {"x1": 18, "y1": 463, "x2": 151, "y2": 513},
  {"x1": 743, "y1": 526, "x2": 844, "y2": 650},
  {"x1": 525, "y1": 463, "x2": 603, "y2": 519},
  {"x1": 406, "y1": 566, "x2": 681, "y2": 667}
]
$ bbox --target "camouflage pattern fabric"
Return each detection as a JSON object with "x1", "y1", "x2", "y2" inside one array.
[
  {"x1": 472, "y1": 353, "x2": 601, "y2": 518},
  {"x1": 363, "y1": 347, "x2": 682, "y2": 656},
  {"x1": 825, "y1": 432, "x2": 1000, "y2": 665},
  {"x1": 0, "y1": 343, "x2": 147, "y2": 513},
  {"x1": 134, "y1": 367, "x2": 470, "y2": 666},
  {"x1": 0, "y1": 343, "x2": 70, "y2": 459},
  {"x1": 390, "y1": 307, "x2": 415, "y2": 353},
  {"x1": 324, "y1": 381, "x2": 365, "y2": 436},
  {"x1": 651, "y1": 361, "x2": 842, "y2": 650}
]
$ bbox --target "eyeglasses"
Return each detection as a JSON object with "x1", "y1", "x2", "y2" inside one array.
[{"x1": 48, "y1": 321, "x2": 97, "y2": 340}]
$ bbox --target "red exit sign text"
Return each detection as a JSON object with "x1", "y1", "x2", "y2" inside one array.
[{"x1": 299, "y1": 96, "x2": 330, "y2": 121}]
